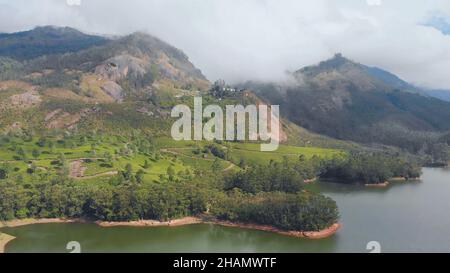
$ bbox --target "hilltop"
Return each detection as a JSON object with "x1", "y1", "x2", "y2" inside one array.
[
  {"x1": 241, "y1": 54, "x2": 450, "y2": 163},
  {"x1": 0, "y1": 26, "x2": 108, "y2": 61},
  {"x1": 0, "y1": 26, "x2": 355, "y2": 151}
]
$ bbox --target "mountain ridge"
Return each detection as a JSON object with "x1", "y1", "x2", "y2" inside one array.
[
  {"x1": 242, "y1": 53, "x2": 450, "y2": 160},
  {"x1": 0, "y1": 26, "x2": 212, "y2": 136},
  {"x1": 0, "y1": 27, "x2": 448, "y2": 162},
  {"x1": 0, "y1": 26, "x2": 109, "y2": 61}
]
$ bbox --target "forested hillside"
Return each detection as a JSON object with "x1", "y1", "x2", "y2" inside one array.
[
  {"x1": 242, "y1": 54, "x2": 450, "y2": 165},
  {"x1": 0, "y1": 27, "x2": 432, "y2": 232}
]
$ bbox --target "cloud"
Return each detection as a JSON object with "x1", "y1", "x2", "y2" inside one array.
[
  {"x1": 1, "y1": 0, "x2": 450, "y2": 90},
  {"x1": 422, "y1": 14, "x2": 450, "y2": 35}
]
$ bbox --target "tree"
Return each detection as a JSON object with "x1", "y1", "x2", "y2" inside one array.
[
  {"x1": 49, "y1": 141, "x2": 56, "y2": 154},
  {"x1": 225, "y1": 143, "x2": 232, "y2": 161},
  {"x1": 57, "y1": 153, "x2": 69, "y2": 178},
  {"x1": 104, "y1": 151, "x2": 113, "y2": 167},
  {"x1": 212, "y1": 158, "x2": 222, "y2": 173},
  {"x1": 32, "y1": 148, "x2": 41, "y2": 159},
  {"x1": 167, "y1": 166, "x2": 175, "y2": 181},
  {"x1": 28, "y1": 162, "x2": 38, "y2": 174},
  {"x1": 123, "y1": 163, "x2": 133, "y2": 181},
  {"x1": 298, "y1": 154, "x2": 306, "y2": 162},
  {"x1": 135, "y1": 169, "x2": 145, "y2": 183},
  {"x1": 239, "y1": 158, "x2": 246, "y2": 168},
  {"x1": 143, "y1": 160, "x2": 151, "y2": 169},
  {"x1": 0, "y1": 168, "x2": 7, "y2": 179},
  {"x1": 37, "y1": 137, "x2": 47, "y2": 147},
  {"x1": 126, "y1": 163, "x2": 133, "y2": 174},
  {"x1": 58, "y1": 153, "x2": 66, "y2": 166},
  {"x1": 17, "y1": 147, "x2": 27, "y2": 161}
]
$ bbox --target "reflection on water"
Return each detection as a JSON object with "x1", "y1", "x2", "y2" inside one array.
[{"x1": 2, "y1": 168, "x2": 450, "y2": 253}]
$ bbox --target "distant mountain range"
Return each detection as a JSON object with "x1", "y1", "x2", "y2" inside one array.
[
  {"x1": 241, "y1": 54, "x2": 450, "y2": 155},
  {"x1": 0, "y1": 26, "x2": 448, "y2": 159},
  {"x1": 421, "y1": 89, "x2": 450, "y2": 102},
  {"x1": 0, "y1": 26, "x2": 210, "y2": 136}
]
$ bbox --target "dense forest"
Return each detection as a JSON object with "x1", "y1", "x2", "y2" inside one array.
[
  {"x1": 241, "y1": 55, "x2": 450, "y2": 166},
  {"x1": 211, "y1": 190, "x2": 338, "y2": 232},
  {"x1": 0, "y1": 129, "x2": 422, "y2": 231},
  {"x1": 0, "y1": 163, "x2": 339, "y2": 231},
  {"x1": 225, "y1": 152, "x2": 421, "y2": 187},
  {"x1": 320, "y1": 152, "x2": 422, "y2": 184},
  {"x1": 0, "y1": 26, "x2": 439, "y2": 234}
]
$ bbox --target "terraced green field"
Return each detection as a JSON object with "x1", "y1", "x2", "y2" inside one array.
[
  {"x1": 0, "y1": 135, "x2": 344, "y2": 185},
  {"x1": 162, "y1": 140, "x2": 344, "y2": 166},
  {"x1": 0, "y1": 136, "x2": 231, "y2": 184},
  {"x1": 228, "y1": 143, "x2": 344, "y2": 165}
]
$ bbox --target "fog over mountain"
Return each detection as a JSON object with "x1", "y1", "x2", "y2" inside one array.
[{"x1": 1, "y1": 0, "x2": 450, "y2": 91}]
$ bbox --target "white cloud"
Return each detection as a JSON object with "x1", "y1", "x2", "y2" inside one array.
[{"x1": 1, "y1": 0, "x2": 450, "y2": 89}]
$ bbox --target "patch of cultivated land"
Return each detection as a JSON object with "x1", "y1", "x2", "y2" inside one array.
[
  {"x1": 0, "y1": 136, "x2": 241, "y2": 184},
  {"x1": 165, "y1": 142, "x2": 343, "y2": 165},
  {"x1": 69, "y1": 160, "x2": 86, "y2": 178},
  {"x1": 0, "y1": 135, "x2": 345, "y2": 191}
]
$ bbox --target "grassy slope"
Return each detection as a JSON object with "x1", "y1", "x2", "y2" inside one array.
[
  {"x1": 157, "y1": 137, "x2": 343, "y2": 165},
  {"x1": 0, "y1": 135, "x2": 345, "y2": 186},
  {"x1": 0, "y1": 77, "x2": 351, "y2": 185}
]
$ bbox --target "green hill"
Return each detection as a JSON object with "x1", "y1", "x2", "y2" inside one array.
[
  {"x1": 0, "y1": 27, "x2": 427, "y2": 229},
  {"x1": 242, "y1": 54, "x2": 450, "y2": 163}
]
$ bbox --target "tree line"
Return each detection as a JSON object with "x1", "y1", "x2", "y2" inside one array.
[
  {"x1": 224, "y1": 151, "x2": 422, "y2": 188},
  {"x1": 320, "y1": 152, "x2": 422, "y2": 184}
]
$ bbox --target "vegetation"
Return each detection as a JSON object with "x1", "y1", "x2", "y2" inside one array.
[
  {"x1": 211, "y1": 190, "x2": 339, "y2": 232},
  {"x1": 0, "y1": 130, "x2": 344, "y2": 231},
  {"x1": 0, "y1": 26, "x2": 108, "y2": 61},
  {"x1": 0, "y1": 176, "x2": 209, "y2": 221},
  {"x1": 225, "y1": 151, "x2": 421, "y2": 187},
  {"x1": 224, "y1": 157, "x2": 318, "y2": 194},
  {"x1": 244, "y1": 55, "x2": 450, "y2": 165},
  {"x1": 320, "y1": 152, "x2": 422, "y2": 184},
  {"x1": 0, "y1": 26, "x2": 442, "y2": 234}
]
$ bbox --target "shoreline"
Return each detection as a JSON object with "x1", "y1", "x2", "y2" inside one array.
[
  {"x1": 303, "y1": 177, "x2": 317, "y2": 184},
  {"x1": 211, "y1": 220, "x2": 341, "y2": 239},
  {"x1": 0, "y1": 217, "x2": 340, "y2": 240},
  {"x1": 96, "y1": 217, "x2": 203, "y2": 227},
  {"x1": 0, "y1": 218, "x2": 81, "y2": 228},
  {"x1": 365, "y1": 181, "x2": 389, "y2": 187},
  {"x1": 0, "y1": 233, "x2": 16, "y2": 253},
  {"x1": 389, "y1": 176, "x2": 407, "y2": 182}
]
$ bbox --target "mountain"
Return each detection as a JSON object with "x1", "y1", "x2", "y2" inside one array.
[
  {"x1": 421, "y1": 89, "x2": 450, "y2": 102},
  {"x1": 0, "y1": 26, "x2": 210, "y2": 98},
  {"x1": 0, "y1": 26, "x2": 209, "y2": 134},
  {"x1": 0, "y1": 26, "x2": 108, "y2": 60},
  {"x1": 0, "y1": 27, "x2": 447, "y2": 160},
  {"x1": 0, "y1": 27, "x2": 359, "y2": 152},
  {"x1": 242, "y1": 54, "x2": 450, "y2": 156}
]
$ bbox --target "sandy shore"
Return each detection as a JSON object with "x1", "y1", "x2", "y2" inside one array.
[
  {"x1": 0, "y1": 233, "x2": 16, "y2": 253},
  {"x1": 303, "y1": 177, "x2": 317, "y2": 184},
  {"x1": 0, "y1": 218, "x2": 80, "y2": 228},
  {"x1": 97, "y1": 217, "x2": 202, "y2": 227},
  {"x1": 98, "y1": 217, "x2": 340, "y2": 239},
  {"x1": 389, "y1": 177, "x2": 407, "y2": 182},
  {"x1": 365, "y1": 181, "x2": 389, "y2": 187},
  {"x1": 0, "y1": 217, "x2": 340, "y2": 240},
  {"x1": 212, "y1": 221, "x2": 341, "y2": 239}
]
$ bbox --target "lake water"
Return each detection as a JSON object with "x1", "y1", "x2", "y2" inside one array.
[{"x1": 2, "y1": 167, "x2": 450, "y2": 253}]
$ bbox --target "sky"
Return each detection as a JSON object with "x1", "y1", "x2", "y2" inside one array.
[{"x1": 1, "y1": 0, "x2": 450, "y2": 90}]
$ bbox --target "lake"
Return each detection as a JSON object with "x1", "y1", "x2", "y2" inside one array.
[{"x1": 2, "y1": 167, "x2": 450, "y2": 253}]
